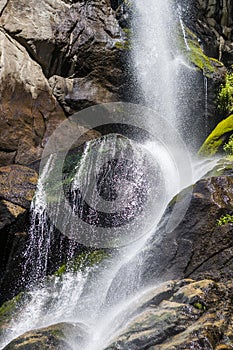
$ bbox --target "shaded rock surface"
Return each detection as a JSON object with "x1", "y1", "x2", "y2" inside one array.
[{"x1": 104, "y1": 279, "x2": 233, "y2": 349}]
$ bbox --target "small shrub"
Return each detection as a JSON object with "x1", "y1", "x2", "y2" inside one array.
[
  {"x1": 217, "y1": 72, "x2": 233, "y2": 114},
  {"x1": 223, "y1": 134, "x2": 233, "y2": 155}
]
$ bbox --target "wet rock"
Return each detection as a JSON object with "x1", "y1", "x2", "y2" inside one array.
[
  {"x1": 0, "y1": 201, "x2": 26, "y2": 232},
  {"x1": 107, "y1": 173, "x2": 233, "y2": 304},
  {"x1": 0, "y1": 293, "x2": 23, "y2": 338},
  {"x1": 141, "y1": 175, "x2": 233, "y2": 283},
  {"x1": 104, "y1": 279, "x2": 233, "y2": 350},
  {"x1": 2, "y1": 322, "x2": 89, "y2": 350}
]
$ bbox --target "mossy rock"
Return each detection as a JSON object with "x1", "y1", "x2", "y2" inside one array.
[
  {"x1": 2, "y1": 322, "x2": 88, "y2": 350},
  {"x1": 54, "y1": 250, "x2": 109, "y2": 277},
  {"x1": 0, "y1": 293, "x2": 23, "y2": 337},
  {"x1": 199, "y1": 114, "x2": 233, "y2": 156},
  {"x1": 178, "y1": 24, "x2": 224, "y2": 78}
]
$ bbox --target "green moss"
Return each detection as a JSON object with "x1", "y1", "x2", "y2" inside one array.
[
  {"x1": 54, "y1": 250, "x2": 108, "y2": 277},
  {"x1": 199, "y1": 114, "x2": 233, "y2": 156},
  {"x1": 114, "y1": 40, "x2": 131, "y2": 50},
  {"x1": 217, "y1": 72, "x2": 233, "y2": 114},
  {"x1": 178, "y1": 24, "x2": 222, "y2": 77},
  {"x1": 217, "y1": 214, "x2": 233, "y2": 226},
  {"x1": 193, "y1": 302, "x2": 206, "y2": 311}
]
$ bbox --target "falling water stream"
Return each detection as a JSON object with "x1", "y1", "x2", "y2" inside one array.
[{"x1": 0, "y1": 1, "x2": 219, "y2": 349}]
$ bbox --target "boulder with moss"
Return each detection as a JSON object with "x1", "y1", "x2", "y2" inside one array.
[
  {"x1": 199, "y1": 114, "x2": 233, "y2": 156},
  {"x1": 2, "y1": 322, "x2": 89, "y2": 350}
]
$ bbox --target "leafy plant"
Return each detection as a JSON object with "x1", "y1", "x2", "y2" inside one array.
[
  {"x1": 223, "y1": 134, "x2": 233, "y2": 155},
  {"x1": 217, "y1": 214, "x2": 233, "y2": 226},
  {"x1": 217, "y1": 72, "x2": 233, "y2": 114}
]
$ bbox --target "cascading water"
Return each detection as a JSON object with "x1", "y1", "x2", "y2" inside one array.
[
  {"x1": 0, "y1": 1, "x2": 219, "y2": 350},
  {"x1": 133, "y1": 0, "x2": 177, "y2": 123}
]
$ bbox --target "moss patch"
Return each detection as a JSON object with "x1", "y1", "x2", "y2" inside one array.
[
  {"x1": 217, "y1": 214, "x2": 233, "y2": 226},
  {"x1": 198, "y1": 114, "x2": 233, "y2": 156},
  {"x1": 54, "y1": 250, "x2": 108, "y2": 277}
]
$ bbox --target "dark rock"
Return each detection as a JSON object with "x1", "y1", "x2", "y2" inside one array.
[
  {"x1": 49, "y1": 75, "x2": 119, "y2": 115},
  {"x1": 0, "y1": 165, "x2": 38, "y2": 304}
]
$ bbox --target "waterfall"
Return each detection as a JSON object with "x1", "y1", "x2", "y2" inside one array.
[
  {"x1": 133, "y1": 0, "x2": 177, "y2": 124},
  {"x1": 204, "y1": 76, "x2": 208, "y2": 136},
  {"x1": 0, "y1": 1, "x2": 218, "y2": 350}
]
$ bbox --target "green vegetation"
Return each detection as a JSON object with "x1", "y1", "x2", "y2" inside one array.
[
  {"x1": 198, "y1": 114, "x2": 233, "y2": 156},
  {"x1": 223, "y1": 134, "x2": 233, "y2": 155},
  {"x1": 217, "y1": 214, "x2": 233, "y2": 226},
  {"x1": 217, "y1": 72, "x2": 233, "y2": 114},
  {"x1": 193, "y1": 302, "x2": 206, "y2": 311},
  {"x1": 54, "y1": 250, "x2": 108, "y2": 277}
]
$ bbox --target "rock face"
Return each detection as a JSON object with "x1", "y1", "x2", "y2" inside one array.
[
  {"x1": 0, "y1": 0, "x2": 129, "y2": 166},
  {"x1": 0, "y1": 30, "x2": 66, "y2": 166},
  {"x1": 193, "y1": 0, "x2": 233, "y2": 65},
  {"x1": 104, "y1": 279, "x2": 233, "y2": 349}
]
